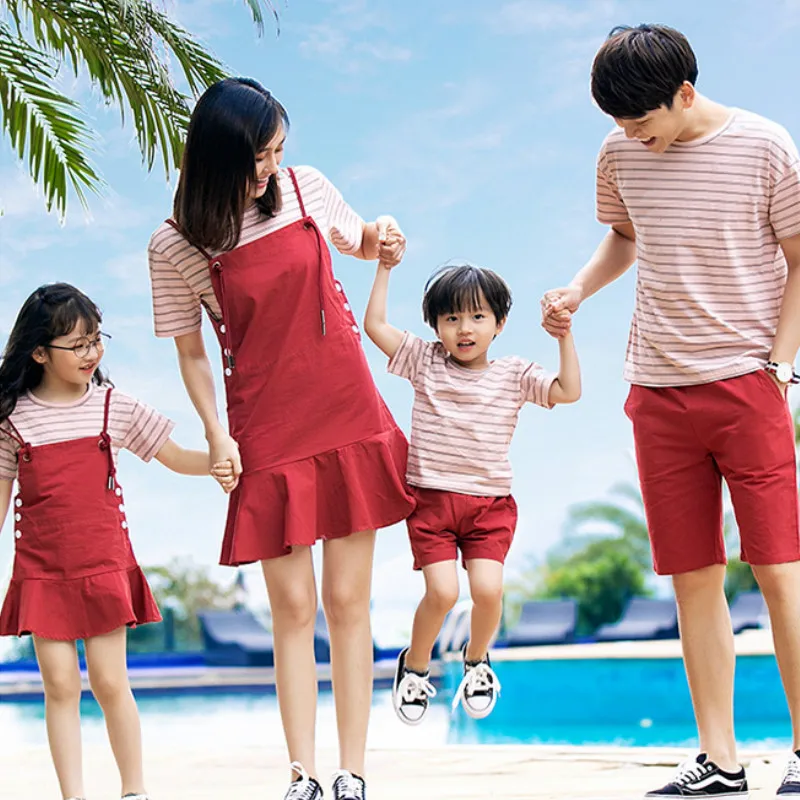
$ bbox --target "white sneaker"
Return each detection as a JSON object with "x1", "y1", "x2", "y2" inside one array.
[
  {"x1": 451, "y1": 646, "x2": 501, "y2": 719},
  {"x1": 331, "y1": 769, "x2": 366, "y2": 800},
  {"x1": 284, "y1": 762, "x2": 324, "y2": 800},
  {"x1": 777, "y1": 750, "x2": 800, "y2": 796},
  {"x1": 392, "y1": 646, "x2": 436, "y2": 725}
]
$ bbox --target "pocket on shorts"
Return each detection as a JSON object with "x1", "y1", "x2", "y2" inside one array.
[
  {"x1": 755, "y1": 367, "x2": 788, "y2": 404},
  {"x1": 623, "y1": 385, "x2": 638, "y2": 420}
]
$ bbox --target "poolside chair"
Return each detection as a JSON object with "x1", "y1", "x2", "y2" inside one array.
[
  {"x1": 197, "y1": 609, "x2": 275, "y2": 667},
  {"x1": 594, "y1": 597, "x2": 679, "y2": 642},
  {"x1": 730, "y1": 590, "x2": 768, "y2": 634},
  {"x1": 503, "y1": 599, "x2": 578, "y2": 647}
]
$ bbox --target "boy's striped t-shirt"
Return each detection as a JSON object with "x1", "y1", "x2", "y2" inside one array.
[{"x1": 389, "y1": 332, "x2": 555, "y2": 497}]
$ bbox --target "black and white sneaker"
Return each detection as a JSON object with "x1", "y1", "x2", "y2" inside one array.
[
  {"x1": 777, "y1": 750, "x2": 800, "y2": 796},
  {"x1": 331, "y1": 769, "x2": 366, "y2": 800},
  {"x1": 392, "y1": 646, "x2": 436, "y2": 725},
  {"x1": 284, "y1": 762, "x2": 323, "y2": 800},
  {"x1": 645, "y1": 754, "x2": 748, "y2": 798},
  {"x1": 451, "y1": 645, "x2": 501, "y2": 720}
]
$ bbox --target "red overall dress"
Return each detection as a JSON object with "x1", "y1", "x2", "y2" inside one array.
[
  {"x1": 167, "y1": 168, "x2": 413, "y2": 565},
  {"x1": 0, "y1": 388, "x2": 161, "y2": 640}
]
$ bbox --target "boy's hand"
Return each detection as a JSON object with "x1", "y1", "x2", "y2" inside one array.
[
  {"x1": 541, "y1": 286, "x2": 581, "y2": 338},
  {"x1": 376, "y1": 215, "x2": 406, "y2": 268},
  {"x1": 210, "y1": 459, "x2": 237, "y2": 494}
]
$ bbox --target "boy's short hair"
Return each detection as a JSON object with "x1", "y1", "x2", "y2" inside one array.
[
  {"x1": 591, "y1": 24, "x2": 698, "y2": 119},
  {"x1": 422, "y1": 263, "x2": 512, "y2": 331}
]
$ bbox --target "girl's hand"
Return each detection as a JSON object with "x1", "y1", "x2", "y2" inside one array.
[
  {"x1": 210, "y1": 459, "x2": 237, "y2": 494},
  {"x1": 376, "y1": 215, "x2": 406, "y2": 268},
  {"x1": 208, "y1": 431, "x2": 242, "y2": 491}
]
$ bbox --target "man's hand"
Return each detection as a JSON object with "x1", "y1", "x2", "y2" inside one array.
[{"x1": 541, "y1": 286, "x2": 582, "y2": 338}]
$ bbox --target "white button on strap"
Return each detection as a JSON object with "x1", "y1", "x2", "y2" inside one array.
[
  {"x1": 335, "y1": 283, "x2": 342, "y2": 292},
  {"x1": 14, "y1": 513, "x2": 21, "y2": 522},
  {"x1": 220, "y1": 324, "x2": 226, "y2": 334},
  {"x1": 225, "y1": 368, "x2": 232, "y2": 377},
  {"x1": 119, "y1": 504, "x2": 125, "y2": 513},
  {"x1": 121, "y1": 521, "x2": 128, "y2": 530},
  {"x1": 14, "y1": 498, "x2": 21, "y2": 508},
  {"x1": 351, "y1": 325, "x2": 359, "y2": 333},
  {"x1": 344, "y1": 303, "x2": 351, "y2": 311},
  {"x1": 115, "y1": 487, "x2": 122, "y2": 497},
  {"x1": 14, "y1": 531, "x2": 21, "y2": 539}
]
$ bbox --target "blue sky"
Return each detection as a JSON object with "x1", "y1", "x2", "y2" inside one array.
[{"x1": 1, "y1": 0, "x2": 800, "y2": 645}]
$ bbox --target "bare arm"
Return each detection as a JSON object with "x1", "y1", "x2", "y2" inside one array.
[
  {"x1": 548, "y1": 332, "x2": 582, "y2": 405},
  {"x1": 364, "y1": 264, "x2": 405, "y2": 359},
  {"x1": 332, "y1": 216, "x2": 406, "y2": 265},
  {"x1": 174, "y1": 331, "x2": 242, "y2": 487},
  {"x1": 154, "y1": 439, "x2": 210, "y2": 476},
  {"x1": 0, "y1": 479, "x2": 12, "y2": 535},
  {"x1": 770, "y1": 233, "x2": 800, "y2": 369}
]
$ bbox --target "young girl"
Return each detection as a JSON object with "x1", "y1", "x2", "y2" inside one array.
[
  {"x1": 364, "y1": 261, "x2": 581, "y2": 725},
  {"x1": 147, "y1": 77, "x2": 413, "y2": 800},
  {"x1": 0, "y1": 283, "x2": 233, "y2": 800}
]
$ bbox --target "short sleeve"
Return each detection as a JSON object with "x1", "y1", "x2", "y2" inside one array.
[
  {"x1": 0, "y1": 426, "x2": 18, "y2": 481},
  {"x1": 520, "y1": 362, "x2": 557, "y2": 409},
  {"x1": 307, "y1": 168, "x2": 364, "y2": 254},
  {"x1": 387, "y1": 332, "x2": 431, "y2": 387},
  {"x1": 596, "y1": 143, "x2": 631, "y2": 226},
  {"x1": 769, "y1": 131, "x2": 800, "y2": 241},
  {"x1": 118, "y1": 393, "x2": 175, "y2": 462},
  {"x1": 148, "y1": 227, "x2": 204, "y2": 338}
]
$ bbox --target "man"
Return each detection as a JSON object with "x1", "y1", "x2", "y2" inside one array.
[{"x1": 542, "y1": 23, "x2": 800, "y2": 799}]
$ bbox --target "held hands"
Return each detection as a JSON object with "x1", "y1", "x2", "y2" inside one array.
[
  {"x1": 207, "y1": 431, "x2": 242, "y2": 493},
  {"x1": 210, "y1": 459, "x2": 237, "y2": 494},
  {"x1": 540, "y1": 286, "x2": 582, "y2": 339},
  {"x1": 376, "y1": 215, "x2": 406, "y2": 269}
]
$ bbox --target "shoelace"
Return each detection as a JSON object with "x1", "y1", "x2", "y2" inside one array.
[
  {"x1": 783, "y1": 756, "x2": 800, "y2": 783},
  {"x1": 671, "y1": 758, "x2": 713, "y2": 787},
  {"x1": 332, "y1": 769, "x2": 365, "y2": 800},
  {"x1": 451, "y1": 662, "x2": 501, "y2": 711},
  {"x1": 398, "y1": 671, "x2": 437, "y2": 704},
  {"x1": 285, "y1": 762, "x2": 318, "y2": 800}
]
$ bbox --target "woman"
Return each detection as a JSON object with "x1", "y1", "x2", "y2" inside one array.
[{"x1": 148, "y1": 77, "x2": 414, "y2": 800}]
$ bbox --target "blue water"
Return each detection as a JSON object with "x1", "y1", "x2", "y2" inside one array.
[{"x1": 445, "y1": 654, "x2": 792, "y2": 748}]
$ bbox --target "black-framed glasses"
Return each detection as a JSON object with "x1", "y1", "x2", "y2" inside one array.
[{"x1": 46, "y1": 332, "x2": 111, "y2": 359}]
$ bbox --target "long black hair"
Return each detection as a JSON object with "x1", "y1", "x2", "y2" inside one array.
[
  {"x1": 0, "y1": 283, "x2": 108, "y2": 423},
  {"x1": 173, "y1": 77, "x2": 290, "y2": 252}
]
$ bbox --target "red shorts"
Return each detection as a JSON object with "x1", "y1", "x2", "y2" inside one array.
[
  {"x1": 406, "y1": 487, "x2": 517, "y2": 570},
  {"x1": 625, "y1": 370, "x2": 800, "y2": 575}
]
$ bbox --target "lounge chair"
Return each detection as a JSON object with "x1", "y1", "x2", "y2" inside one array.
[
  {"x1": 503, "y1": 599, "x2": 578, "y2": 647},
  {"x1": 730, "y1": 590, "x2": 767, "y2": 634},
  {"x1": 594, "y1": 597, "x2": 679, "y2": 642},
  {"x1": 197, "y1": 609, "x2": 274, "y2": 667}
]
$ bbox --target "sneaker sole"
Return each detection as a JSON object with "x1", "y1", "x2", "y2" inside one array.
[{"x1": 645, "y1": 793, "x2": 749, "y2": 799}]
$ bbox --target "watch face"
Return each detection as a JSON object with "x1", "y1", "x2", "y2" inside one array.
[{"x1": 777, "y1": 363, "x2": 793, "y2": 383}]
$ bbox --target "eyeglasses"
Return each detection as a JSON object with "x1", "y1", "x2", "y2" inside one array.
[{"x1": 46, "y1": 332, "x2": 111, "y2": 359}]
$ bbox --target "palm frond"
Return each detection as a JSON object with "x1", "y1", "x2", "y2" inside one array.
[{"x1": 0, "y1": 20, "x2": 101, "y2": 217}]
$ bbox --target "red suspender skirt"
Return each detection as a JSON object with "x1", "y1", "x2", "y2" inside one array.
[{"x1": 167, "y1": 168, "x2": 413, "y2": 565}]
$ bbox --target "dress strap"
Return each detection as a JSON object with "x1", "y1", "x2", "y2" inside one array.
[
  {"x1": 165, "y1": 218, "x2": 214, "y2": 261},
  {"x1": 287, "y1": 168, "x2": 307, "y2": 218},
  {"x1": 98, "y1": 387, "x2": 117, "y2": 491},
  {"x1": 0, "y1": 419, "x2": 31, "y2": 463}
]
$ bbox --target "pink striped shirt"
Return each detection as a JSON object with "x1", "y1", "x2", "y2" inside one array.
[
  {"x1": 0, "y1": 384, "x2": 174, "y2": 481},
  {"x1": 597, "y1": 109, "x2": 800, "y2": 387},
  {"x1": 148, "y1": 166, "x2": 365, "y2": 338},
  {"x1": 388, "y1": 332, "x2": 556, "y2": 496}
]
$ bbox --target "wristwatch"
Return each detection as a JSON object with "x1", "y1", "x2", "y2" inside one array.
[{"x1": 765, "y1": 361, "x2": 800, "y2": 384}]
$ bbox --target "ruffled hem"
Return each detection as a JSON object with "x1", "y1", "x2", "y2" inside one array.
[
  {"x1": 0, "y1": 566, "x2": 161, "y2": 641},
  {"x1": 220, "y1": 426, "x2": 414, "y2": 566}
]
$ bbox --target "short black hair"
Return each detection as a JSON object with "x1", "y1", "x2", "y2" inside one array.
[
  {"x1": 422, "y1": 263, "x2": 512, "y2": 331},
  {"x1": 591, "y1": 24, "x2": 698, "y2": 119}
]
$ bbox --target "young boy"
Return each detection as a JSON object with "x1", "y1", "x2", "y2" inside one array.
[
  {"x1": 365, "y1": 260, "x2": 581, "y2": 724},
  {"x1": 542, "y1": 23, "x2": 800, "y2": 798}
]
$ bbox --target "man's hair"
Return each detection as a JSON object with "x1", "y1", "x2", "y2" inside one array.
[{"x1": 591, "y1": 24, "x2": 698, "y2": 119}]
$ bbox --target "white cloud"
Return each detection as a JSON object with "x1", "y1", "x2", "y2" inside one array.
[
  {"x1": 490, "y1": 0, "x2": 620, "y2": 34},
  {"x1": 105, "y1": 251, "x2": 152, "y2": 296}
]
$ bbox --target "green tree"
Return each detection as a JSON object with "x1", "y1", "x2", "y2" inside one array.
[
  {"x1": 0, "y1": 0, "x2": 276, "y2": 218},
  {"x1": 127, "y1": 558, "x2": 237, "y2": 652}
]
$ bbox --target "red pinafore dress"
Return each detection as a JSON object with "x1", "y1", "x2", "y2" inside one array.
[
  {"x1": 0, "y1": 388, "x2": 161, "y2": 640},
  {"x1": 167, "y1": 168, "x2": 413, "y2": 565}
]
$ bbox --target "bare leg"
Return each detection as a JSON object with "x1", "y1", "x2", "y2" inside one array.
[
  {"x1": 752, "y1": 561, "x2": 800, "y2": 748},
  {"x1": 33, "y1": 636, "x2": 84, "y2": 800},
  {"x1": 321, "y1": 530, "x2": 376, "y2": 777},
  {"x1": 405, "y1": 560, "x2": 460, "y2": 672},
  {"x1": 85, "y1": 627, "x2": 145, "y2": 797},
  {"x1": 672, "y1": 564, "x2": 738, "y2": 772},
  {"x1": 261, "y1": 547, "x2": 319, "y2": 780},
  {"x1": 464, "y1": 559, "x2": 504, "y2": 661}
]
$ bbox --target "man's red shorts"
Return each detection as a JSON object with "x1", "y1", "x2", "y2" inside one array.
[
  {"x1": 625, "y1": 369, "x2": 800, "y2": 575},
  {"x1": 406, "y1": 487, "x2": 517, "y2": 570}
]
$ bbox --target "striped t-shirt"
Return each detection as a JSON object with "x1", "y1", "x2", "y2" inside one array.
[
  {"x1": 148, "y1": 166, "x2": 365, "y2": 338},
  {"x1": 388, "y1": 332, "x2": 556, "y2": 496},
  {"x1": 597, "y1": 109, "x2": 800, "y2": 387},
  {"x1": 0, "y1": 384, "x2": 174, "y2": 481}
]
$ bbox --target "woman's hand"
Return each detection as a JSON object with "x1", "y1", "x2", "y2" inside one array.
[
  {"x1": 207, "y1": 430, "x2": 242, "y2": 492},
  {"x1": 376, "y1": 215, "x2": 406, "y2": 268},
  {"x1": 210, "y1": 459, "x2": 238, "y2": 494}
]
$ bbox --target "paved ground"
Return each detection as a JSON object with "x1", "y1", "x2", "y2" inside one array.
[{"x1": 0, "y1": 743, "x2": 790, "y2": 800}]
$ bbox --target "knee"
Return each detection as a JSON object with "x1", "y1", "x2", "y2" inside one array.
[
  {"x1": 752, "y1": 563, "x2": 800, "y2": 606},
  {"x1": 42, "y1": 670, "x2": 81, "y2": 705},
  {"x1": 271, "y1": 588, "x2": 318, "y2": 631},
  {"x1": 471, "y1": 583, "x2": 504, "y2": 610},
  {"x1": 424, "y1": 582, "x2": 460, "y2": 615},
  {"x1": 322, "y1": 584, "x2": 370, "y2": 628},
  {"x1": 88, "y1": 672, "x2": 130, "y2": 707},
  {"x1": 672, "y1": 563, "x2": 726, "y2": 601}
]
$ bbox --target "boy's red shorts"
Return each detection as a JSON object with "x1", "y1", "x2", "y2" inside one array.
[
  {"x1": 406, "y1": 486, "x2": 517, "y2": 570},
  {"x1": 625, "y1": 369, "x2": 800, "y2": 575}
]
